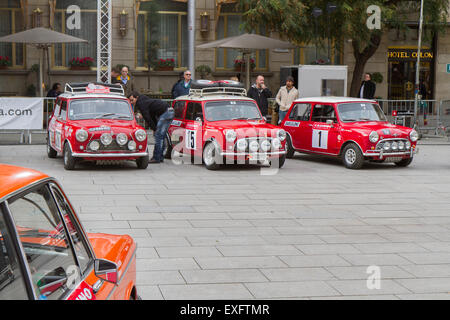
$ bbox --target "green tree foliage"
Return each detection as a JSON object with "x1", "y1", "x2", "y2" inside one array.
[{"x1": 239, "y1": 0, "x2": 448, "y2": 97}]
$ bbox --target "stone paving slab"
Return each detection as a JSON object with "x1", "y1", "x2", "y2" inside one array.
[{"x1": 2, "y1": 144, "x2": 450, "y2": 300}]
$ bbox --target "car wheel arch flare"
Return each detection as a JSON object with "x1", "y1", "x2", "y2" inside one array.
[{"x1": 339, "y1": 140, "x2": 364, "y2": 157}]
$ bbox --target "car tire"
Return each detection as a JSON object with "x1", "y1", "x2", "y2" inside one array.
[
  {"x1": 47, "y1": 135, "x2": 57, "y2": 159},
  {"x1": 63, "y1": 143, "x2": 76, "y2": 170},
  {"x1": 136, "y1": 155, "x2": 149, "y2": 169},
  {"x1": 203, "y1": 142, "x2": 221, "y2": 170},
  {"x1": 342, "y1": 143, "x2": 364, "y2": 169},
  {"x1": 286, "y1": 135, "x2": 295, "y2": 159},
  {"x1": 269, "y1": 154, "x2": 286, "y2": 169},
  {"x1": 395, "y1": 157, "x2": 413, "y2": 167}
]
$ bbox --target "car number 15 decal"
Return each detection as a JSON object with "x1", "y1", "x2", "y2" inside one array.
[
  {"x1": 312, "y1": 129, "x2": 328, "y2": 149},
  {"x1": 186, "y1": 129, "x2": 197, "y2": 150}
]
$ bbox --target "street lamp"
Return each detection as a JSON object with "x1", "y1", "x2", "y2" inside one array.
[{"x1": 413, "y1": 0, "x2": 425, "y2": 129}]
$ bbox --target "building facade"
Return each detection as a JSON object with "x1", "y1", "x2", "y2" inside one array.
[{"x1": 0, "y1": 0, "x2": 449, "y2": 102}]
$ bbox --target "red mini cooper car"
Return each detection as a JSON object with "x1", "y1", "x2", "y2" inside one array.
[
  {"x1": 164, "y1": 80, "x2": 287, "y2": 170},
  {"x1": 47, "y1": 83, "x2": 149, "y2": 170},
  {"x1": 280, "y1": 97, "x2": 419, "y2": 169},
  {"x1": 0, "y1": 164, "x2": 138, "y2": 300}
]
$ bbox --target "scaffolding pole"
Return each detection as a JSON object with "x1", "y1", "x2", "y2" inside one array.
[{"x1": 97, "y1": 0, "x2": 112, "y2": 83}]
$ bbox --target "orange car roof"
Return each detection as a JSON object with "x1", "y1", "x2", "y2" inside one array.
[{"x1": 0, "y1": 164, "x2": 49, "y2": 200}]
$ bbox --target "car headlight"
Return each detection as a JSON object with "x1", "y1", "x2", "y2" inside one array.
[
  {"x1": 260, "y1": 140, "x2": 271, "y2": 152},
  {"x1": 410, "y1": 130, "x2": 419, "y2": 142},
  {"x1": 277, "y1": 129, "x2": 287, "y2": 141},
  {"x1": 128, "y1": 140, "x2": 137, "y2": 151},
  {"x1": 272, "y1": 138, "x2": 282, "y2": 150},
  {"x1": 100, "y1": 133, "x2": 113, "y2": 146},
  {"x1": 89, "y1": 141, "x2": 100, "y2": 151},
  {"x1": 135, "y1": 129, "x2": 147, "y2": 142},
  {"x1": 236, "y1": 139, "x2": 248, "y2": 152},
  {"x1": 225, "y1": 130, "x2": 237, "y2": 142},
  {"x1": 249, "y1": 140, "x2": 259, "y2": 152},
  {"x1": 369, "y1": 131, "x2": 379, "y2": 143},
  {"x1": 406, "y1": 141, "x2": 411, "y2": 150},
  {"x1": 383, "y1": 142, "x2": 391, "y2": 151},
  {"x1": 76, "y1": 129, "x2": 88, "y2": 143},
  {"x1": 391, "y1": 141, "x2": 398, "y2": 150},
  {"x1": 116, "y1": 133, "x2": 128, "y2": 146},
  {"x1": 398, "y1": 141, "x2": 405, "y2": 150}
]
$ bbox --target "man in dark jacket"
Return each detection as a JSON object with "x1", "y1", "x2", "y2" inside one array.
[
  {"x1": 358, "y1": 73, "x2": 376, "y2": 99},
  {"x1": 172, "y1": 70, "x2": 192, "y2": 98},
  {"x1": 128, "y1": 92, "x2": 175, "y2": 163},
  {"x1": 247, "y1": 75, "x2": 272, "y2": 118}
]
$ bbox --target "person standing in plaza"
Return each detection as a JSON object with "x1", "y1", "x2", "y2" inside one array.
[
  {"x1": 275, "y1": 76, "x2": 299, "y2": 124},
  {"x1": 46, "y1": 83, "x2": 62, "y2": 98},
  {"x1": 172, "y1": 70, "x2": 192, "y2": 98},
  {"x1": 111, "y1": 67, "x2": 120, "y2": 84},
  {"x1": 117, "y1": 66, "x2": 135, "y2": 97},
  {"x1": 247, "y1": 75, "x2": 272, "y2": 119},
  {"x1": 171, "y1": 71, "x2": 185, "y2": 99},
  {"x1": 358, "y1": 73, "x2": 376, "y2": 99},
  {"x1": 128, "y1": 91, "x2": 175, "y2": 163}
]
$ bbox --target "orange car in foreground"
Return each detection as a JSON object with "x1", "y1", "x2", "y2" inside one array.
[{"x1": 0, "y1": 164, "x2": 138, "y2": 300}]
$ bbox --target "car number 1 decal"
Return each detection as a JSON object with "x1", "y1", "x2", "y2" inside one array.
[
  {"x1": 312, "y1": 129, "x2": 328, "y2": 149},
  {"x1": 186, "y1": 129, "x2": 196, "y2": 150}
]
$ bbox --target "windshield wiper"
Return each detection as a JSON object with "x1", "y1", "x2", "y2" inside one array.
[{"x1": 95, "y1": 113, "x2": 116, "y2": 119}]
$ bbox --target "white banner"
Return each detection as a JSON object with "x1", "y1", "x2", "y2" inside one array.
[{"x1": 0, "y1": 98, "x2": 44, "y2": 130}]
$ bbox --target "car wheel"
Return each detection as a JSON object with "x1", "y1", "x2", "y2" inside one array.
[
  {"x1": 286, "y1": 135, "x2": 295, "y2": 159},
  {"x1": 269, "y1": 154, "x2": 286, "y2": 169},
  {"x1": 47, "y1": 135, "x2": 57, "y2": 159},
  {"x1": 136, "y1": 155, "x2": 149, "y2": 169},
  {"x1": 395, "y1": 157, "x2": 413, "y2": 167},
  {"x1": 203, "y1": 142, "x2": 221, "y2": 170},
  {"x1": 63, "y1": 143, "x2": 76, "y2": 170},
  {"x1": 342, "y1": 143, "x2": 364, "y2": 169}
]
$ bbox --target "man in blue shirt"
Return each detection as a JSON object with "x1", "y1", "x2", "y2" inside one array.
[{"x1": 172, "y1": 70, "x2": 192, "y2": 98}]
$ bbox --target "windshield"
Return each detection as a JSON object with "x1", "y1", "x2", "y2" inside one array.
[
  {"x1": 337, "y1": 103, "x2": 387, "y2": 122},
  {"x1": 205, "y1": 101, "x2": 262, "y2": 121},
  {"x1": 69, "y1": 99, "x2": 133, "y2": 120}
]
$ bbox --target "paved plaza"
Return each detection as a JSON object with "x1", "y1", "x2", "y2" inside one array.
[{"x1": 1, "y1": 142, "x2": 450, "y2": 300}]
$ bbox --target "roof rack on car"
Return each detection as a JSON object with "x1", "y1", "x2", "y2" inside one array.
[
  {"x1": 64, "y1": 82, "x2": 125, "y2": 96},
  {"x1": 189, "y1": 87, "x2": 247, "y2": 97}
]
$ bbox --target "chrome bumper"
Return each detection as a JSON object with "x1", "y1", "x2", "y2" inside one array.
[
  {"x1": 72, "y1": 152, "x2": 149, "y2": 158},
  {"x1": 364, "y1": 147, "x2": 418, "y2": 160},
  {"x1": 220, "y1": 150, "x2": 286, "y2": 157}
]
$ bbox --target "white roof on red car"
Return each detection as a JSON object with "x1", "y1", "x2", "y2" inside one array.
[
  {"x1": 293, "y1": 96, "x2": 377, "y2": 104},
  {"x1": 175, "y1": 94, "x2": 255, "y2": 102}
]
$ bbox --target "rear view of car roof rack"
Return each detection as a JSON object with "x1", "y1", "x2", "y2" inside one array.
[
  {"x1": 64, "y1": 82, "x2": 125, "y2": 96},
  {"x1": 188, "y1": 80, "x2": 247, "y2": 97},
  {"x1": 189, "y1": 87, "x2": 247, "y2": 97}
]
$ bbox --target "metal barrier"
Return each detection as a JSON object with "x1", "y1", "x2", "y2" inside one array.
[
  {"x1": 2, "y1": 97, "x2": 449, "y2": 144},
  {"x1": 375, "y1": 99, "x2": 444, "y2": 136}
]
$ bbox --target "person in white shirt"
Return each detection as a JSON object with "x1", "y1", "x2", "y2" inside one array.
[{"x1": 276, "y1": 76, "x2": 299, "y2": 124}]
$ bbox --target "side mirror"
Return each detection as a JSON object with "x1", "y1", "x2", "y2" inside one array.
[
  {"x1": 94, "y1": 259, "x2": 118, "y2": 284},
  {"x1": 195, "y1": 117, "x2": 203, "y2": 123},
  {"x1": 326, "y1": 119, "x2": 334, "y2": 127}
]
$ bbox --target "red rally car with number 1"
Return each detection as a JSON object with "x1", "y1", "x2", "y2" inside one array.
[{"x1": 281, "y1": 97, "x2": 419, "y2": 169}]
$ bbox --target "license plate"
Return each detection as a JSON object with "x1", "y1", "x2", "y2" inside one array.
[
  {"x1": 384, "y1": 157, "x2": 403, "y2": 162},
  {"x1": 249, "y1": 154, "x2": 268, "y2": 161}
]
